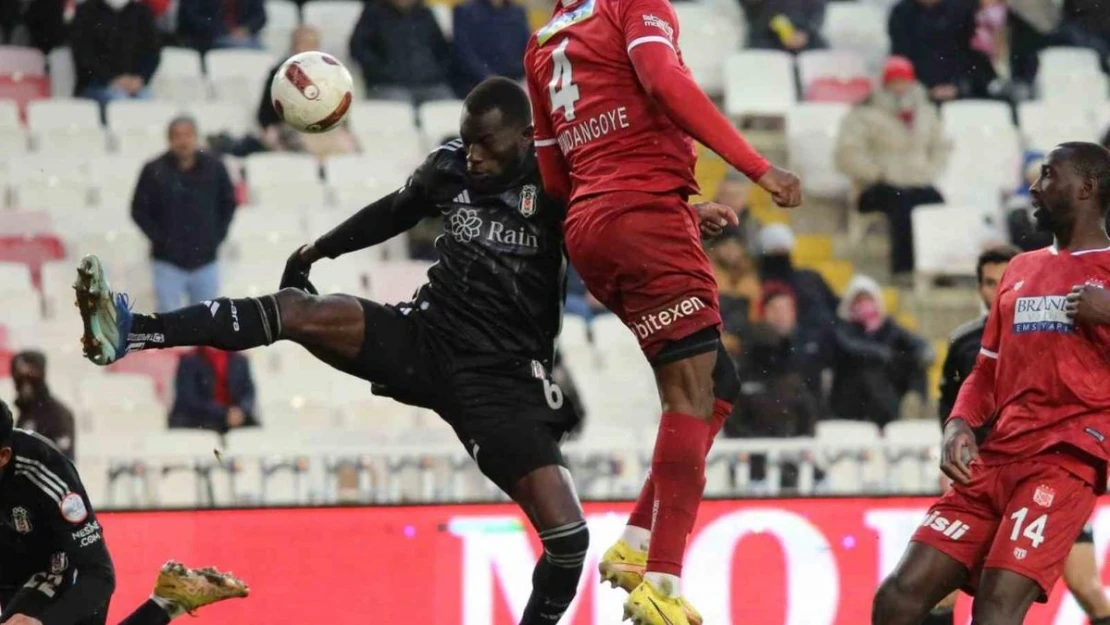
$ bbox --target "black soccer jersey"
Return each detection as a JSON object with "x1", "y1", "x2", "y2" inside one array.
[{"x1": 0, "y1": 430, "x2": 114, "y2": 624}]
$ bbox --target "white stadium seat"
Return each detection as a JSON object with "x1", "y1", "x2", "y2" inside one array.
[
  {"x1": 325, "y1": 154, "x2": 409, "y2": 208},
  {"x1": 417, "y1": 99, "x2": 465, "y2": 149},
  {"x1": 431, "y1": 4, "x2": 453, "y2": 39},
  {"x1": 674, "y1": 3, "x2": 744, "y2": 96},
  {"x1": 0, "y1": 45, "x2": 46, "y2": 75},
  {"x1": 796, "y1": 50, "x2": 868, "y2": 90},
  {"x1": 815, "y1": 419, "x2": 882, "y2": 493},
  {"x1": 243, "y1": 152, "x2": 325, "y2": 206},
  {"x1": 302, "y1": 1, "x2": 364, "y2": 62},
  {"x1": 189, "y1": 101, "x2": 252, "y2": 136},
  {"x1": 47, "y1": 47, "x2": 75, "y2": 99},
  {"x1": 785, "y1": 102, "x2": 852, "y2": 197},
  {"x1": 106, "y1": 100, "x2": 181, "y2": 157},
  {"x1": 938, "y1": 127, "x2": 1022, "y2": 212},
  {"x1": 912, "y1": 203, "x2": 990, "y2": 280},
  {"x1": 26, "y1": 99, "x2": 107, "y2": 155},
  {"x1": 87, "y1": 155, "x2": 145, "y2": 209},
  {"x1": 0, "y1": 262, "x2": 33, "y2": 295},
  {"x1": 941, "y1": 99, "x2": 1013, "y2": 135},
  {"x1": 78, "y1": 372, "x2": 164, "y2": 433},
  {"x1": 823, "y1": 3, "x2": 888, "y2": 70},
  {"x1": 206, "y1": 49, "x2": 276, "y2": 106},
  {"x1": 1017, "y1": 100, "x2": 1097, "y2": 153},
  {"x1": 724, "y1": 50, "x2": 796, "y2": 118},
  {"x1": 0, "y1": 294, "x2": 41, "y2": 329},
  {"x1": 8, "y1": 155, "x2": 89, "y2": 209},
  {"x1": 263, "y1": 0, "x2": 301, "y2": 56},
  {"x1": 150, "y1": 47, "x2": 206, "y2": 103},
  {"x1": 1038, "y1": 47, "x2": 1103, "y2": 80},
  {"x1": 0, "y1": 100, "x2": 27, "y2": 157},
  {"x1": 347, "y1": 101, "x2": 423, "y2": 168}
]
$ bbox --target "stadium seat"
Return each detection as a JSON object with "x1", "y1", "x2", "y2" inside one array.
[
  {"x1": 0, "y1": 99, "x2": 27, "y2": 157},
  {"x1": 301, "y1": 1, "x2": 364, "y2": 62},
  {"x1": 304, "y1": 256, "x2": 368, "y2": 295},
  {"x1": 190, "y1": 101, "x2": 252, "y2": 137},
  {"x1": 26, "y1": 99, "x2": 106, "y2": 155},
  {"x1": 1038, "y1": 47, "x2": 1103, "y2": 81},
  {"x1": 0, "y1": 294, "x2": 39, "y2": 329},
  {"x1": 0, "y1": 45, "x2": 46, "y2": 75},
  {"x1": 78, "y1": 372, "x2": 163, "y2": 432},
  {"x1": 785, "y1": 102, "x2": 852, "y2": 197},
  {"x1": 0, "y1": 262, "x2": 33, "y2": 295},
  {"x1": 263, "y1": 0, "x2": 301, "y2": 55},
  {"x1": 87, "y1": 155, "x2": 145, "y2": 209},
  {"x1": 325, "y1": 154, "x2": 410, "y2": 208},
  {"x1": 243, "y1": 152, "x2": 325, "y2": 206},
  {"x1": 46, "y1": 47, "x2": 74, "y2": 100},
  {"x1": 938, "y1": 127, "x2": 1021, "y2": 212},
  {"x1": 366, "y1": 260, "x2": 433, "y2": 304},
  {"x1": 815, "y1": 419, "x2": 883, "y2": 493},
  {"x1": 723, "y1": 50, "x2": 796, "y2": 118},
  {"x1": 823, "y1": 3, "x2": 889, "y2": 70},
  {"x1": 911, "y1": 203, "x2": 988, "y2": 283},
  {"x1": 805, "y1": 77, "x2": 872, "y2": 104},
  {"x1": 796, "y1": 50, "x2": 868, "y2": 94},
  {"x1": 430, "y1": 3, "x2": 453, "y2": 39},
  {"x1": 0, "y1": 234, "x2": 64, "y2": 287},
  {"x1": 417, "y1": 99, "x2": 465, "y2": 150},
  {"x1": 39, "y1": 259, "x2": 75, "y2": 318},
  {"x1": 0, "y1": 74, "x2": 49, "y2": 120},
  {"x1": 674, "y1": 2, "x2": 744, "y2": 96},
  {"x1": 8, "y1": 155, "x2": 90, "y2": 209},
  {"x1": 884, "y1": 420, "x2": 942, "y2": 493},
  {"x1": 1017, "y1": 100, "x2": 1097, "y2": 153},
  {"x1": 105, "y1": 349, "x2": 183, "y2": 402},
  {"x1": 106, "y1": 100, "x2": 181, "y2": 157},
  {"x1": 941, "y1": 99, "x2": 1014, "y2": 135},
  {"x1": 224, "y1": 205, "x2": 307, "y2": 263},
  {"x1": 139, "y1": 430, "x2": 223, "y2": 508},
  {"x1": 150, "y1": 47, "x2": 206, "y2": 103},
  {"x1": 0, "y1": 211, "x2": 52, "y2": 236},
  {"x1": 206, "y1": 49, "x2": 276, "y2": 106}
]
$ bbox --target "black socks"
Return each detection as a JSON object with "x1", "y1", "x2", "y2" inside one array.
[
  {"x1": 520, "y1": 521, "x2": 589, "y2": 625},
  {"x1": 128, "y1": 296, "x2": 282, "y2": 352}
]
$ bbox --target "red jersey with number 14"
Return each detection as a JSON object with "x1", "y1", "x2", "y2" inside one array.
[
  {"x1": 524, "y1": 0, "x2": 699, "y2": 204},
  {"x1": 952, "y1": 246, "x2": 1110, "y2": 487}
]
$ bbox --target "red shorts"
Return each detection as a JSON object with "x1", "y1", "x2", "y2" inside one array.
[
  {"x1": 565, "y1": 191, "x2": 722, "y2": 359},
  {"x1": 911, "y1": 456, "x2": 1097, "y2": 597}
]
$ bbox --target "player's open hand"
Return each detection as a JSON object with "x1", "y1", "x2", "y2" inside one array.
[
  {"x1": 693, "y1": 201, "x2": 740, "y2": 239},
  {"x1": 280, "y1": 245, "x2": 320, "y2": 294},
  {"x1": 5, "y1": 615, "x2": 44, "y2": 625},
  {"x1": 1066, "y1": 284, "x2": 1110, "y2": 325},
  {"x1": 941, "y1": 418, "x2": 979, "y2": 485},
  {"x1": 756, "y1": 165, "x2": 802, "y2": 209}
]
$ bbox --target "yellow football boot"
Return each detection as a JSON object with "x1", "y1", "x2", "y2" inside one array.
[
  {"x1": 600, "y1": 541, "x2": 702, "y2": 625},
  {"x1": 623, "y1": 579, "x2": 694, "y2": 625},
  {"x1": 153, "y1": 560, "x2": 249, "y2": 615}
]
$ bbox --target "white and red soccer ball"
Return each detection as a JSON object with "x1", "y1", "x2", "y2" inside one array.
[{"x1": 270, "y1": 51, "x2": 354, "y2": 134}]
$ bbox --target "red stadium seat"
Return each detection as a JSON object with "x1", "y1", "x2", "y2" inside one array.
[
  {"x1": 0, "y1": 234, "x2": 66, "y2": 289},
  {"x1": 806, "y1": 77, "x2": 872, "y2": 104},
  {"x1": 0, "y1": 73, "x2": 50, "y2": 121},
  {"x1": 106, "y1": 348, "x2": 185, "y2": 402},
  {"x1": 0, "y1": 346, "x2": 10, "y2": 378}
]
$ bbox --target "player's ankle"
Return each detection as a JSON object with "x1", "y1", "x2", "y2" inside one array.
[
  {"x1": 150, "y1": 595, "x2": 186, "y2": 619},
  {"x1": 644, "y1": 572, "x2": 682, "y2": 598},
  {"x1": 621, "y1": 525, "x2": 651, "y2": 552}
]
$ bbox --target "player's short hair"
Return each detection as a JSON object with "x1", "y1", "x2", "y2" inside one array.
[
  {"x1": 976, "y1": 245, "x2": 1020, "y2": 283},
  {"x1": 1057, "y1": 141, "x2": 1110, "y2": 212},
  {"x1": 0, "y1": 400, "x2": 12, "y2": 448},
  {"x1": 167, "y1": 114, "x2": 197, "y2": 136},
  {"x1": 464, "y1": 77, "x2": 532, "y2": 130}
]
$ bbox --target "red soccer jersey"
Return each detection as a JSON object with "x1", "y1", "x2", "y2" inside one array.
[
  {"x1": 524, "y1": 0, "x2": 699, "y2": 204},
  {"x1": 952, "y1": 246, "x2": 1110, "y2": 483}
]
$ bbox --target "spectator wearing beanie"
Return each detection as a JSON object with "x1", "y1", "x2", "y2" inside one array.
[
  {"x1": 9, "y1": 351, "x2": 75, "y2": 460},
  {"x1": 451, "y1": 0, "x2": 531, "y2": 95},
  {"x1": 834, "y1": 57, "x2": 951, "y2": 278},
  {"x1": 758, "y1": 223, "x2": 839, "y2": 362},
  {"x1": 350, "y1": 0, "x2": 454, "y2": 106},
  {"x1": 178, "y1": 0, "x2": 267, "y2": 51},
  {"x1": 70, "y1": 0, "x2": 161, "y2": 108},
  {"x1": 170, "y1": 347, "x2": 259, "y2": 434},
  {"x1": 707, "y1": 225, "x2": 763, "y2": 354},
  {"x1": 888, "y1": 0, "x2": 996, "y2": 101}
]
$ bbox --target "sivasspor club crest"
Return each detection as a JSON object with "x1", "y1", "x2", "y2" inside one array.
[
  {"x1": 1033, "y1": 484, "x2": 1055, "y2": 508},
  {"x1": 520, "y1": 185, "x2": 538, "y2": 218},
  {"x1": 12, "y1": 507, "x2": 30, "y2": 534}
]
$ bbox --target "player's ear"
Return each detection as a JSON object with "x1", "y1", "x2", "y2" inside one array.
[
  {"x1": 524, "y1": 124, "x2": 535, "y2": 141},
  {"x1": 0, "y1": 447, "x2": 11, "y2": 471}
]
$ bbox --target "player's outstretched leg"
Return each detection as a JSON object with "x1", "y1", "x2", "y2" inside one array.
[
  {"x1": 600, "y1": 345, "x2": 738, "y2": 625},
  {"x1": 1063, "y1": 539, "x2": 1110, "y2": 622},
  {"x1": 511, "y1": 466, "x2": 589, "y2": 625},
  {"x1": 118, "y1": 561, "x2": 248, "y2": 625},
  {"x1": 75, "y1": 255, "x2": 365, "y2": 367},
  {"x1": 873, "y1": 543, "x2": 968, "y2": 625},
  {"x1": 969, "y1": 569, "x2": 1043, "y2": 625}
]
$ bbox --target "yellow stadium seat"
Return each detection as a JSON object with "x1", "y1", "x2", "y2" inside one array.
[
  {"x1": 813, "y1": 260, "x2": 854, "y2": 294},
  {"x1": 895, "y1": 311, "x2": 918, "y2": 331},
  {"x1": 928, "y1": 340, "x2": 948, "y2": 401},
  {"x1": 881, "y1": 287, "x2": 900, "y2": 314},
  {"x1": 792, "y1": 234, "x2": 834, "y2": 267}
]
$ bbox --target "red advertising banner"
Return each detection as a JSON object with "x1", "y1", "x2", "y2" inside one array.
[{"x1": 99, "y1": 498, "x2": 1110, "y2": 624}]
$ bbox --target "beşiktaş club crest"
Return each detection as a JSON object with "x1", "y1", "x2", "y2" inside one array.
[
  {"x1": 12, "y1": 507, "x2": 31, "y2": 534},
  {"x1": 519, "y1": 184, "x2": 538, "y2": 218}
]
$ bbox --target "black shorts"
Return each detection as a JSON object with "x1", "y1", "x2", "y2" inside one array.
[
  {"x1": 1077, "y1": 522, "x2": 1095, "y2": 544},
  {"x1": 0, "y1": 572, "x2": 108, "y2": 625},
  {"x1": 341, "y1": 298, "x2": 576, "y2": 493}
]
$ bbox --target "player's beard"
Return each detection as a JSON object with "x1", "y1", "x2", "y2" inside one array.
[{"x1": 1033, "y1": 206, "x2": 1056, "y2": 232}]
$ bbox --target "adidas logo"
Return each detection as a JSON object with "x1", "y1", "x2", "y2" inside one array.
[
  {"x1": 206, "y1": 300, "x2": 220, "y2": 317},
  {"x1": 453, "y1": 190, "x2": 471, "y2": 205}
]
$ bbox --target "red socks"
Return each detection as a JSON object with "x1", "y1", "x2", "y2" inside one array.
[
  {"x1": 627, "y1": 400, "x2": 732, "y2": 531},
  {"x1": 645, "y1": 411, "x2": 712, "y2": 576}
]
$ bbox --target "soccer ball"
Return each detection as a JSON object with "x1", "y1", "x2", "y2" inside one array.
[{"x1": 270, "y1": 51, "x2": 354, "y2": 134}]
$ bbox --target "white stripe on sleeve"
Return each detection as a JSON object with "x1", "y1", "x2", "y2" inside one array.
[
  {"x1": 980, "y1": 347, "x2": 999, "y2": 360},
  {"x1": 535, "y1": 138, "x2": 559, "y2": 147},
  {"x1": 626, "y1": 35, "x2": 675, "y2": 54}
]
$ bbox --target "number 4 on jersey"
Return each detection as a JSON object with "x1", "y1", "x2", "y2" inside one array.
[{"x1": 548, "y1": 39, "x2": 581, "y2": 122}]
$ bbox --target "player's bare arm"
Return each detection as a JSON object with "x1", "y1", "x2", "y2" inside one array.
[{"x1": 1066, "y1": 284, "x2": 1110, "y2": 324}]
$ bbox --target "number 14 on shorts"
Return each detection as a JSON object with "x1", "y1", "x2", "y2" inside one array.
[{"x1": 1009, "y1": 506, "x2": 1048, "y2": 554}]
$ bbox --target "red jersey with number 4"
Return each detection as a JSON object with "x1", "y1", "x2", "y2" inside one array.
[
  {"x1": 524, "y1": 0, "x2": 698, "y2": 204},
  {"x1": 952, "y1": 246, "x2": 1110, "y2": 486}
]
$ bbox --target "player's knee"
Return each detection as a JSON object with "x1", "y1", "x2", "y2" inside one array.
[
  {"x1": 970, "y1": 591, "x2": 1025, "y2": 625},
  {"x1": 872, "y1": 573, "x2": 928, "y2": 625},
  {"x1": 539, "y1": 519, "x2": 590, "y2": 572}
]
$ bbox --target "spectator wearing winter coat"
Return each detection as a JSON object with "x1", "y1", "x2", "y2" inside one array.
[
  {"x1": 888, "y1": 0, "x2": 996, "y2": 101},
  {"x1": 834, "y1": 57, "x2": 951, "y2": 277},
  {"x1": 350, "y1": 0, "x2": 454, "y2": 105},
  {"x1": 71, "y1": 0, "x2": 161, "y2": 107},
  {"x1": 170, "y1": 348, "x2": 259, "y2": 434},
  {"x1": 178, "y1": 0, "x2": 267, "y2": 51},
  {"x1": 451, "y1": 0, "x2": 530, "y2": 95},
  {"x1": 741, "y1": 0, "x2": 828, "y2": 53}
]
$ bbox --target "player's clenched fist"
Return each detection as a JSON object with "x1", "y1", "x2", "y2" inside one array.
[
  {"x1": 280, "y1": 244, "x2": 320, "y2": 294},
  {"x1": 756, "y1": 165, "x2": 802, "y2": 209},
  {"x1": 5, "y1": 615, "x2": 44, "y2": 625},
  {"x1": 1066, "y1": 284, "x2": 1110, "y2": 324},
  {"x1": 693, "y1": 201, "x2": 740, "y2": 239},
  {"x1": 941, "y1": 417, "x2": 979, "y2": 485}
]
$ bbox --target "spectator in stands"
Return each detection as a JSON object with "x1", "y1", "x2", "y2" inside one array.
[
  {"x1": 70, "y1": 0, "x2": 161, "y2": 108},
  {"x1": 10, "y1": 351, "x2": 75, "y2": 460},
  {"x1": 1058, "y1": 0, "x2": 1110, "y2": 72},
  {"x1": 256, "y1": 26, "x2": 358, "y2": 159},
  {"x1": 451, "y1": 0, "x2": 530, "y2": 95},
  {"x1": 834, "y1": 57, "x2": 950, "y2": 278},
  {"x1": 888, "y1": 0, "x2": 997, "y2": 101},
  {"x1": 724, "y1": 285, "x2": 820, "y2": 489},
  {"x1": 1007, "y1": 0, "x2": 1061, "y2": 95},
  {"x1": 740, "y1": 0, "x2": 828, "y2": 53},
  {"x1": 133, "y1": 116, "x2": 237, "y2": 312},
  {"x1": 829, "y1": 275, "x2": 932, "y2": 428},
  {"x1": 757, "y1": 223, "x2": 839, "y2": 368},
  {"x1": 350, "y1": 0, "x2": 454, "y2": 105},
  {"x1": 1, "y1": 0, "x2": 66, "y2": 52},
  {"x1": 714, "y1": 171, "x2": 761, "y2": 249},
  {"x1": 170, "y1": 347, "x2": 258, "y2": 434},
  {"x1": 178, "y1": 0, "x2": 266, "y2": 51},
  {"x1": 708, "y1": 225, "x2": 763, "y2": 354}
]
